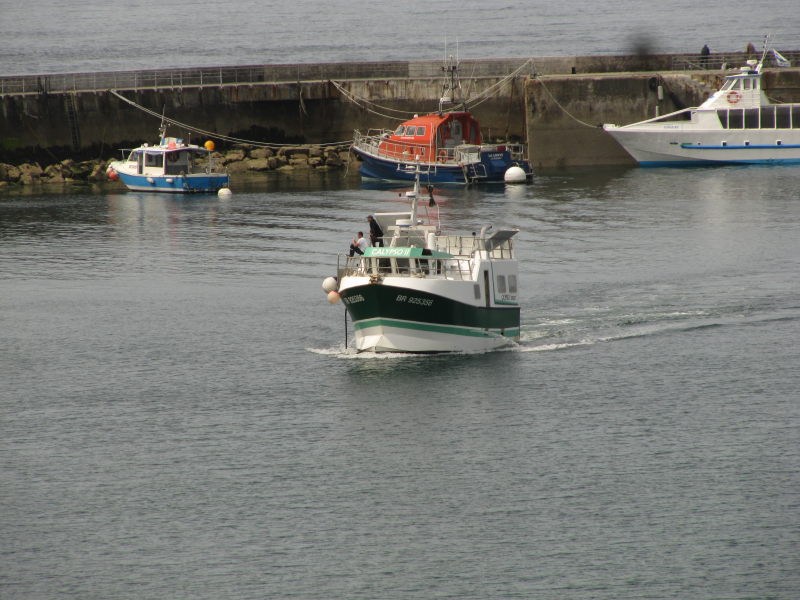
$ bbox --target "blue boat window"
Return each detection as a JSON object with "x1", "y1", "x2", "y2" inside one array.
[{"x1": 145, "y1": 152, "x2": 162, "y2": 167}]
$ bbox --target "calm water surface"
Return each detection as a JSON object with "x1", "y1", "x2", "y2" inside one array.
[
  {"x1": 1, "y1": 166, "x2": 798, "y2": 599},
  {"x1": 1, "y1": 0, "x2": 798, "y2": 75}
]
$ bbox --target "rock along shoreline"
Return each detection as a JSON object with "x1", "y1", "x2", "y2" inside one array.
[{"x1": 0, "y1": 143, "x2": 357, "y2": 189}]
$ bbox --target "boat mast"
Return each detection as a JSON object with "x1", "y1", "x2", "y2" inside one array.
[{"x1": 439, "y1": 53, "x2": 463, "y2": 113}]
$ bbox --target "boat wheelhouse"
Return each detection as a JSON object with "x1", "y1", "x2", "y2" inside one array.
[{"x1": 603, "y1": 54, "x2": 800, "y2": 166}]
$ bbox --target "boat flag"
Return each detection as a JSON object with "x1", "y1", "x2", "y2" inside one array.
[{"x1": 773, "y1": 49, "x2": 791, "y2": 67}]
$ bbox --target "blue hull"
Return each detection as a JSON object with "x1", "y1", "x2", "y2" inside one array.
[
  {"x1": 117, "y1": 172, "x2": 229, "y2": 193},
  {"x1": 354, "y1": 149, "x2": 531, "y2": 184}
]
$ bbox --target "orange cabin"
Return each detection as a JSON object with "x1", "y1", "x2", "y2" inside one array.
[{"x1": 377, "y1": 112, "x2": 483, "y2": 163}]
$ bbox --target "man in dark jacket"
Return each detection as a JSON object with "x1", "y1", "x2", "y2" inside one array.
[{"x1": 367, "y1": 215, "x2": 384, "y2": 247}]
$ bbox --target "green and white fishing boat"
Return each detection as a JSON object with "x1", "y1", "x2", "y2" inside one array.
[{"x1": 323, "y1": 174, "x2": 520, "y2": 353}]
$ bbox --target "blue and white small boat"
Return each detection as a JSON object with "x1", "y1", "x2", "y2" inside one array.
[
  {"x1": 603, "y1": 50, "x2": 800, "y2": 166},
  {"x1": 107, "y1": 127, "x2": 229, "y2": 193}
]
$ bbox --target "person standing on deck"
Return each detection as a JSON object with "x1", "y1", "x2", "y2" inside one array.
[{"x1": 367, "y1": 215, "x2": 384, "y2": 247}]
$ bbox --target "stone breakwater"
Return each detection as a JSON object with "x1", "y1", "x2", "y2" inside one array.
[{"x1": 0, "y1": 144, "x2": 355, "y2": 188}]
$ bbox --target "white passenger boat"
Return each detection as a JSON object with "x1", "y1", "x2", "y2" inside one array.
[
  {"x1": 322, "y1": 175, "x2": 521, "y2": 353},
  {"x1": 107, "y1": 126, "x2": 229, "y2": 193},
  {"x1": 603, "y1": 52, "x2": 800, "y2": 166}
]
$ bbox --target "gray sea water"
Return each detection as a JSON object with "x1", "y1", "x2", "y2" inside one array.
[
  {"x1": 0, "y1": 0, "x2": 798, "y2": 75},
  {"x1": 2, "y1": 164, "x2": 799, "y2": 599},
  {"x1": 2, "y1": 3, "x2": 800, "y2": 598}
]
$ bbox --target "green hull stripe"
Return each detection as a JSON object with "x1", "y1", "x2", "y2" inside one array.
[{"x1": 354, "y1": 317, "x2": 520, "y2": 339}]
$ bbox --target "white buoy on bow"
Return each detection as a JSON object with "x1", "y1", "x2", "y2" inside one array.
[
  {"x1": 504, "y1": 166, "x2": 527, "y2": 183},
  {"x1": 322, "y1": 276, "x2": 338, "y2": 293}
]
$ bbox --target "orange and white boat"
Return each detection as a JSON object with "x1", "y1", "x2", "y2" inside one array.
[{"x1": 351, "y1": 57, "x2": 532, "y2": 184}]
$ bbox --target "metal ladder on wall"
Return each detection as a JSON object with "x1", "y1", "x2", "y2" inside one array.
[{"x1": 65, "y1": 93, "x2": 81, "y2": 150}]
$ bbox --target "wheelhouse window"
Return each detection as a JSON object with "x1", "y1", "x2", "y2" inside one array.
[
  {"x1": 776, "y1": 106, "x2": 792, "y2": 129},
  {"x1": 144, "y1": 152, "x2": 163, "y2": 167},
  {"x1": 508, "y1": 275, "x2": 517, "y2": 294},
  {"x1": 761, "y1": 106, "x2": 776, "y2": 128},
  {"x1": 394, "y1": 125, "x2": 406, "y2": 135},
  {"x1": 728, "y1": 109, "x2": 744, "y2": 129},
  {"x1": 405, "y1": 126, "x2": 417, "y2": 136},
  {"x1": 496, "y1": 275, "x2": 507, "y2": 294},
  {"x1": 415, "y1": 126, "x2": 426, "y2": 137}
]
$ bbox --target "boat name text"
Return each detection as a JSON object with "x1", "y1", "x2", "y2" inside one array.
[
  {"x1": 395, "y1": 294, "x2": 434, "y2": 307},
  {"x1": 370, "y1": 248, "x2": 412, "y2": 257},
  {"x1": 343, "y1": 294, "x2": 365, "y2": 305}
]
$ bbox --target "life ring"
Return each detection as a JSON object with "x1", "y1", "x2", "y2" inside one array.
[
  {"x1": 438, "y1": 149, "x2": 448, "y2": 163},
  {"x1": 726, "y1": 90, "x2": 742, "y2": 104}
]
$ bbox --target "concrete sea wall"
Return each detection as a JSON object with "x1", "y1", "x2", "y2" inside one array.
[{"x1": 2, "y1": 52, "x2": 799, "y2": 182}]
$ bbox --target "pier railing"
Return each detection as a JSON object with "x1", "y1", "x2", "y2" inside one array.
[
  {"x1": 670, "y1": 51, "x2": 800, "y2": 71},
  {"x1": 0, "y1": 59, "x2": 533, "y2": 96},
  {"x1": 2, "y1": 53, "x2": 798, "y2": 97}
]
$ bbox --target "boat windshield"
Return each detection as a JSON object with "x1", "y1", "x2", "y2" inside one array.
[{"x1": 144, "y1": 151, "x2": 163, "y2": 167}]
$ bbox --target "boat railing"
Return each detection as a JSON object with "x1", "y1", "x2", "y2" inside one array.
[
  {"x1": 354, "y1": 130, "x2": 436, "y2": 162},
  {"x1": 338, "y1": 254, "x2": 475, "y2": 281},
  {"x1": 434, "y1": 234, "x2": 515, "y2": 259},
  {"x1": 354, "y1": 130, "x2": 528, "y2": 165}
]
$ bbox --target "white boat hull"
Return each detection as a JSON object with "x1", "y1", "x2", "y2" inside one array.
[
  {"x1": 605, "y1": 126, "x2": 800, "y2": 166},
  {"x1": 354, "y1": 319, "x2": 517, "y2": 353}
]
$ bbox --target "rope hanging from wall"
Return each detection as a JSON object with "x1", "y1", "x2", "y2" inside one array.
[
  {"x1": 331, "y1": 58, "x2": 536, "y2": 118},
  {"x1": 108, "y1": 89, "x2": 352, "y2": 148}
]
